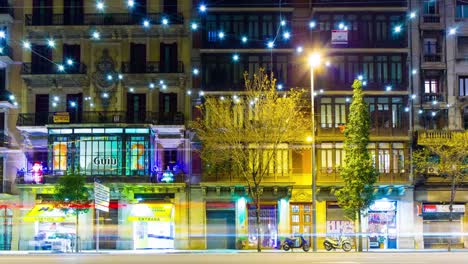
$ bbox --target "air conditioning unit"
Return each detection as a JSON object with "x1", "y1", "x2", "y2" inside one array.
[{"x1": 427, "y1": 167, "x2": 439, "y2": 175}]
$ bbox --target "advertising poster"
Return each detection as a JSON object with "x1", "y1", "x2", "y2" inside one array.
[
  {"x1": 53, "y1": 142, "x2": 67, "y2": 171},
  {"x1": 131, "y1": 143, "x2": 145, "y2": 170}
]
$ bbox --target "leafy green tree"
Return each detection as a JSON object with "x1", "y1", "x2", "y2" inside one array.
[
  {"x1": 192, "y1": 69, "x2": 310, "y2": 252},
  {"x1": 413, "y1": 131, "x2": 468, "y2": 251},
  {"x1": 53, "y1": 172, "x2": 91, "y2": 252},
  {"x1": 335, "y1": 79, "x2": 377, "y2": 251}
]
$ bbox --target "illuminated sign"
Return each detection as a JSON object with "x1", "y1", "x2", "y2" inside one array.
[
  {"x1": 53, "y1": 112, "x2": 70, "y2": 123},
  {"x1": 331, "y1": 30, "x2": 348, "y2": 45},
  {"x1": 93, "y1": 157, "x2": 117, "y2": 165},
  {"x1": 423, "y1": 204, "x2": 465, "y2": 213},
  {"x1": 369, "y1": 201, "x2": 396, "y2": 212},
  {"x1": 128, "y1": 204, "x2": 173, "y2": 222}
]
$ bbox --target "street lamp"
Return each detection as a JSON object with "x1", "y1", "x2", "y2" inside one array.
[{"x1": 308, "y1": 52, "x2": 321, "y2": 252}]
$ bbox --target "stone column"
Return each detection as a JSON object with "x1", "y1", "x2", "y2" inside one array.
[
  {"x1": 174, "y1": 190, "x2": 189, "y2": 249},
  {"x1": 188, "y1": 187, "x2": 205, "y2": 249},
  {"x1": 18, "y1": 189, "x2": 35, "y2": 250}
]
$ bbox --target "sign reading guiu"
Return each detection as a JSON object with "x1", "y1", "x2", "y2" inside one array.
[{"x1": 93, "y1": 157, "x2": 117, "y2": 166}]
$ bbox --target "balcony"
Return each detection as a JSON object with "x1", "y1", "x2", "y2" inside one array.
[
  {"x1": 421, "y1": 53, "x2": 445, "y2": 69},
  {"x1": 423, "y1": 93, "x2": 445, "y2": 103},
  {"x1": 317, "y1": 169, "x2": 410, "y2": 185},
  {"x1": 21, "y1": 62, "x2": 87, "y2": 74},
  {"x1": 25, "y1": 13, "x2": 184, "y2": 26},
  {"x1": 421, "y1": 14, "x2": 443, "y2": 30},
  {"x1": 21, "y1": 62, "x2": 88, "y2": 87},
  {"x1": 121, "y1": 61, "x2": 184, "y2": 74},
  {"x1": 317, "y1": 122, "x2": 409, "y2": 139},
  {"x1": 312, "y1": 31, "x2": 407, "y2": 49},
  {"x1": 312, "y1": 0, "x2": 406, "y2": 7},
  {"x1": 205, "y1": 0, "x2": 291, "y2": 7},
  {"x1": 417, "y1": 130, "x2": 466, "y2": 145},
  {"x1": 17, "y1": 111, "x2": 185, "y2": 127},
  {"x1": 423, "y1": 53, "x2": 442, "y2": 62}
]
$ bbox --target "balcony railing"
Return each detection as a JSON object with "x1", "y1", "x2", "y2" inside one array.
[
  {"x1": 121, "y1": 61, "x2": 184, "y2": 74},
  {"x1": 21, "y1": 62, "x2": 87, "y2": 74},
  {"x1": 313, "y1": 31, "x2": 407, "y2": 49},
  {"x1": 17, "y1": 111, "x2": 185, "y2": 126},
  {"x1": 317, "y1": 170, "x2": 410, "y2": 184},
  {"x1": 422, "y1": 14, "x2": 441, "y2": 23},
  {"x1": 423, "y1": 53, "x2": 442, "y2": 62},
  {"x1": 417, "y1": 130, "x2": 465, "y2": 145},
  {"x1": 423, "y1": 93, "x2": 444, "y2": 103},
  {"x1": 16, "y1": 174, "x2": 185, "y2": 185},
  {"x1": 25, "y1": 13, "x2": 184, "y2": 26}
]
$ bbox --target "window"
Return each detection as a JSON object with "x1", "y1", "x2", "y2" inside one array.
[
  {"x1": 423, "y1": 0, "x2": 438, "y2": 14},
  {"x1": 392, "y1": 143, "x2": 405, "y2": 173},
  {"x1": 424, "y1": 79, "x2": 439, "y2": 93},
  {"x1": 458, "y1": 37, "x2": 468, "y2": 57},
  {"x1": 423, "y1": 38, "x2": 438, "y2": 54},
  {"x1": 456, "y1": 0, "x2": 468, "y2": 18},
  {"x1": 0, "y1": 68, "x2": 5, "y2": 91},
  {"x1": 320, "y1": 143, "x2": 333, "y2": 172},
  {"x1": 334, "y1": 98, "x2": 347, "y2": 127},
  {"x1": 77, "y1": 136, "x2": 123, "y2": 176},
  {"x1": 459, "y1": 76, "x2": 468, "y2": 96},
  {"x1": 320, "y1": 98, "x2": 332, "y2": 128},
  {"x1": 378, "y1": 143, "x2": 390, "y2": 173}
]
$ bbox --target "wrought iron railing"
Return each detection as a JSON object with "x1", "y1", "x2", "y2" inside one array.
[
  {"x1": 25, "y1": 13, "x2": 184, "y2": 26},
  {"x1": 21, "y1": 62, "x2": 87, "y2": 74},
  {"x1": 121, "y1": 61, "x2": 184, "y2": 73}
]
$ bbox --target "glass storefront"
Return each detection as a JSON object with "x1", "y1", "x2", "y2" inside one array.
[
  {"x1": 24, "y1": 204, "x2": 76, "y2": 251},
  {"x1": 48, "y1": 128, "x2": 151, "y2": 178},
  {"x1": 367, "y1": 200, "x2": 397, "y2": 249},
  {"x1": 248, "y1": 204, "x2": 278, "y2": 248},
  {"x1": 129, "y1": 203, "x2": 174, "y2": 249}
]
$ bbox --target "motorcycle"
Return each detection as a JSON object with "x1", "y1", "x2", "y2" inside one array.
[
  {"x1": 282, "y1": 234, "x2": 310, "y2": 252},
  {"x1": 323, "y1": 236, "x2": 352, "y2": 252}
]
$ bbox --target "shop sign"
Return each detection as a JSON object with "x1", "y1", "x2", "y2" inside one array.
[
  {"x1": 369, "y1": 201, "x2": 396, "y2": 212},
  {"x1": 93, "y1": 157, "x2": 117, "y2": 166},
  {"x1": 128, "y1": 204, "x2": 173, "y2": 222},
  {"x1": 331, "y1": 30, "x2": 348, "y2": 45},
  {"x1": 24, "y1": 204, "x2": 74, "y2": 222},
  {"x1": 53, "y1": 112, "x2": 70, "y2": 123},
  {"x1": 94, "y1": 182, "x2": 110, "y2": 212},
  {"x1": 423, "y1": 204, "x2": 465, "y2": 213}
]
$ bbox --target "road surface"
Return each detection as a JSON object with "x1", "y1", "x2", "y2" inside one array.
[{"x1": 1, "y1": 252, "x2": 467, "y2": 264}]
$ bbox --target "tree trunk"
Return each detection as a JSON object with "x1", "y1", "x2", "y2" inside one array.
[
  {"x1": 75, "y1": 213, "x2": 79, "y2": 253},
  {"x1": 448, "y1": 176, "x2": 457, "y2": 252},
  {"x1": 357, "y1": 210, "x2": 363, "y2": 252},
  {"x1": 255, "y1": 190, "x2": 262, "y2": 253}
]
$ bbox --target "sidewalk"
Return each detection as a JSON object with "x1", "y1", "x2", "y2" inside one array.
[{"x1": 1, "y1": 248, "x2": 468, "y2": 255}]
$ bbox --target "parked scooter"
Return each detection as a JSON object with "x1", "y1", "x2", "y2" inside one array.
[
  {"x1": 323, "y1": 236, "x2": 352, "y2": 252},
  {"x1": 282, "y1": 234, "x2": 310, "y2": 252}
]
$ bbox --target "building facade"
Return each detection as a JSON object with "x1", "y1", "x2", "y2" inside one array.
[
  {"x1": 0, "y1": 0, "x2": 466, "y2": 252},
  {"x1": 411, "y1": 0, "x2": 468, "y2": 249},
  {"x1": 13, "y1": 0, "x2": 193, "y2": 250}
]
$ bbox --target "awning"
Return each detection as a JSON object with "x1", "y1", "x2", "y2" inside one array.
[
  {"x1": 24, "y1": 204, "x2": 75, "y2": 222},
  {"x1": 128, "y1": 203, "x2": 173, "y2": 222}
]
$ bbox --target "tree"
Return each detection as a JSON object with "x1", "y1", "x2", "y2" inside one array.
[
  {"x1": 335, "y1": 79, "x2": 377, "y2": 251},
  {"x1": 53, "y1": 172, "x2": 92, "y2": 252},
  {"x1": 413, "y1": 131, "x2": 468, "y2": 251},
  {"x1": 192, "y1": 69, "x2": 310, "y2": 252}
]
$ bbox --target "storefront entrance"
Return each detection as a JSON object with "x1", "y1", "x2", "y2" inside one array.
[
  {"x1": 421, "y1": 204, "x2": 465, "y2": 248},
  {"x1": 0, "y1": 206, "x2": 12, "y2": 250},
  {"x1": 290, "y1": 203, "x2": 312, "y2": 243},
  {"x1": 206, "y1": 210, "x2": 236, "y2": 249},
  {"x1": 24, "y1": 204, "x2": 76, "y2": 251},
  {"x1": 367, "y1": 200, "x2": 397, "y2": 249},
  {"x1": 129, "y1": 203, "x2": 174, "y2": 249},
  {"x1": 248, "y1": 204, "x2": 278, "y2": 249}
]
